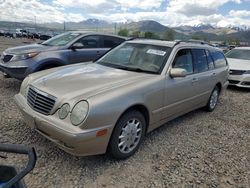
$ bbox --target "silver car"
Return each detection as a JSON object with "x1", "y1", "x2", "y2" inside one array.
[
  {"x1": 15, "y1": 40, "x2": 229, "y2": 159},
  {"x1": 226, "y1": 47, "x2": 250, "y2": 88}
]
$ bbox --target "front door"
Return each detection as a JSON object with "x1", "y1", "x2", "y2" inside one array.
[
  {"x1": 162, "y1": 48, "x2": 200, "y2": 119},
  {"x1": 68, "y1": 35, "x2": 106, "y2": 64}
]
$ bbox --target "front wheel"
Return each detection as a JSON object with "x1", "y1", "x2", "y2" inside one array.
[
  {"x1": 205, "y1": 86, "x2": 220, "y2": 112},
  {"x1": 108, "y1": 110, "x2": 146, "y2": 159}
]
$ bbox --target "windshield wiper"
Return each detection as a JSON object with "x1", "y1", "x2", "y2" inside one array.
[
  {"x1": 118, "y1": 66, "x2": 158, "y2": 74},
  {"x1": 98, "y1": 61, "x2": 158, "y2": 74}
]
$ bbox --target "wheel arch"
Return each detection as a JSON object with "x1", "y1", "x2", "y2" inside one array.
[
  {"x1": 215, "y1": 82, "x2": 222, "y2": 93},
  {"x1": 35, "y1": 59, "x2": 65, "y2": 71},
  {"x1": 116, "y1": 104, "x2": 150, "y2": 134}
]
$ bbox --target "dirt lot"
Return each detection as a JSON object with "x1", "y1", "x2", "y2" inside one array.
[{"x1": 0, "y1": 37, "x2": 249, "y2": 188}]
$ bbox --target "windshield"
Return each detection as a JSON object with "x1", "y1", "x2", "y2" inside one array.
[
  {"x1": 96, "y1": 43, "x2": 171, "y2": 74},
  {"x1": 226, "y1": 49, "x2": 250, "y2": 60},
  {"x1": 42, "y1": 32, "x2": 80, "y2": 46}
]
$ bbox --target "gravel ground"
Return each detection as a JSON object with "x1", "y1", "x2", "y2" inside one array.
[{"x1": 0, "y1": 38, "x2": 250, "y2": 188}]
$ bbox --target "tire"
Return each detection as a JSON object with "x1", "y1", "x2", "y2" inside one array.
[
  {"x1": 38, "y1": 63, "x2": 60, "y2": 71},
  {"x1": 108, "y1": 110, "x2": 146, "y2": 159},
  {"x1": 205, "y1": 86, "x2": 220, "y2": 112}
]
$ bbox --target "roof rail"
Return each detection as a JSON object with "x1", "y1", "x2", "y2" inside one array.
[
  {"x1": 126, "y1": 37, "x2": 166, "y2": 41},
  {"x1": 173, "y1": 39, "x2": 213, "y2": 47}
]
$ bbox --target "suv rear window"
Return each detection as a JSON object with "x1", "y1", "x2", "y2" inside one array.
[
  {"x1": 103, "y1": 36, "x2": 125, "y2": 48},
  {"x1": 192, "y1": 49, "x2": 209, "y2": 73},
  {"x1": 211, "y1": 51, "x2": 227, "y2": 68}
]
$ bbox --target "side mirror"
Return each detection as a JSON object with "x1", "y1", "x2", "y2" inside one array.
[
  {"x1": 71, "y1": 42, "x2": 84, "y2": 50},
  {"x1": 170, "y1": 68, "x2": 187, "y2": 78}
]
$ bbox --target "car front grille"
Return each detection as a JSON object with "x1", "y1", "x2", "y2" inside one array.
[
  {"x1": 229, "y1": 69, "x2": 246, "y2": 75},
  {"x1": 228, "y1": 80, "x2": 240, "y2": 84},
  {"x1": 2, "y1": 55, "x2": 13, "y2": 63},
  {"x1": 27, "y1": 86, "x2": 57, "y2": 115}
]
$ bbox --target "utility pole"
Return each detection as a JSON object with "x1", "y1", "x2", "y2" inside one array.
[
  {"x1": 34, "y1": 16, "x2": 37, "y2": 32},
  {"x1": 114, "y1": 23, "x2": 117, "y2": 34},
  {"x1": 64, "y1": 21, "x2": 66, "y2": 32}
]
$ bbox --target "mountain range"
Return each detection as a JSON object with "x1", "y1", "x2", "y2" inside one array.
[{"x1": 0, "y1": 19, "x2": 249, "y2": 42}]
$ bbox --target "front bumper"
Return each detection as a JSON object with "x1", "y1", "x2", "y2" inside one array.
[
  {"x1": 14, "y1": 93, "x2": 113, "y2": 156},
  {"x1": 0, "y1": 60, "x2": 29, "y2": 80},
  {"x1": 0, "y1": 62, "x2": 28, "y2": 80},
  {"x1": 228, "y1": 74, "x2": 250, "y2": 88}
]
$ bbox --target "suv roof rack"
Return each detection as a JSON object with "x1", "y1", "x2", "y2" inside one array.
[
  {"x1": 174, "y1": 39, "x2": 213, "y2": 47},
  {"x1": 126, "y1": 37, "x2": 166, "y2": 41}
]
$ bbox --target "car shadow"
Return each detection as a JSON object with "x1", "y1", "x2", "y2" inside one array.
[{"x1": 227, "y1": 85, "x2": 250, "y2": 92}]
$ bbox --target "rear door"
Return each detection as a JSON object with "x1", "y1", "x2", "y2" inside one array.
[
  {"x1": 190, "y1": 49, "x2": 217, "y2": 104},
  {"x1": 102, "y1": 36, "x2": 125, "y2": 49}
]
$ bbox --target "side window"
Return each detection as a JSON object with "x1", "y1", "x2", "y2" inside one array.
[
  {"x1": 172, "y1": 49, "x2": 193, "y2": 74},
  {"x1": 211, "y1": 51, "x2": 227, "y2": 68},
  {"x1": 102, "y1": 36, "x2": 125, "y2": 48},
  {"x1": 205, "y1": 50, "x2": 215, "y2": 69},
  {"x1": 77, "y1": 35, "x2": 100, "y2": 48},
  {"x1": 192, "y1": 49, "x2": 209, "y2": 73}
]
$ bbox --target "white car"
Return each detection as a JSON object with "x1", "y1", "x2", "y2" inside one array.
[{"x1": 226, "y1": 47, "x2": 250, "y2": 88}]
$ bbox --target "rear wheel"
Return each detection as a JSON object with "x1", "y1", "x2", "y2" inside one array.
[
  {"x1": 205, "y1": 86, "x2": 220, "y2": 112},
  {"x1": 108, "y1": 110, "x2": 146, "y2": 159}
]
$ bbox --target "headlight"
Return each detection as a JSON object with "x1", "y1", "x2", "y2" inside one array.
[
  {"x1": 12, "y1": 52, "x2": 39, "y2": 61},
  {"x1": 20, "y1": 76, "x2": 30, "y2": 97},
  {"x1": 70, "y1": 101, "x2": 89, "y2": 126},
  {"x1": 58, "y1": 103, "x2": 70, "y2": 119},
  {"x1": 244, "y1": 70, "x2": 250, "y2": 74}
]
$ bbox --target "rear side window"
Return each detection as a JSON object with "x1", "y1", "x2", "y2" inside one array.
[
  {"x1": 205, "y1": 50, "x2": 215, "y2": 69},
  {"x1": 172, "y1": 49, "x2": 193, "y2": 74},
  {"x1": 103, "y1": 36, "x2": 125, "y2": 48},
  {"x1": 78, "y1": 35, "x2": 100, "y2": 48},
  {"x1": 211, "y1": 51, "x2": 227, "y2": 68},
  {"x1": 192, "y1": 49, "x2": 208, "y2": 73}
]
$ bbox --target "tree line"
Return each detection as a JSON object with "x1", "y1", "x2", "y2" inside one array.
[{"x1": 118, "y1": 28, "x2": 175, "y2": 41}]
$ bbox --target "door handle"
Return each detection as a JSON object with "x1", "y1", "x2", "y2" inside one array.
[{"x1": 192, "y1": 78, "x2": 198, "y2": 83}]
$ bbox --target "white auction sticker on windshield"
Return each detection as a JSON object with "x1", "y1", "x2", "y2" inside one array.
[{"x1": 147, "y1": 49, "x2": 166, "y2": 56}]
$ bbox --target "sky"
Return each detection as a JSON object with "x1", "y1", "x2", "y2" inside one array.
[{"x1": 0, "y1": 0, "x2": 250, "y2": 27}]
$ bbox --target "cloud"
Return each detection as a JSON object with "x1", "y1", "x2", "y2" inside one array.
[
  {"x1": 115, "y1": 0, "x2": 163, "y2": 10},
  {"x1": 167, "y1": 0, "x2": 242, "y2": 16},
  {"x1": 229, "y1": 10, "x2": 250, "y2": 17},
  {"x1": 52, "y1": 0, "x2": 118, "y2": 13},
  {"x1": 0, "y1": 0, "x2": 84, "y2": 23},
  {"x1": 0, "y1": 0, "x2": 250, "y2": 28},
  {"x1": 52, "y1": 0, "x2": 163, "y2": 12}
]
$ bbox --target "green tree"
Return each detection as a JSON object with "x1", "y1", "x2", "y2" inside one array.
[
  {"x1": 191, "y1": 35, "x2": 202, "y2": 40},
  {"x1": 131, "y1": 31, "x2": 141, "y2": 38},
  {"x1": 144, "y1": 31, "x2": 159, "y2": 39},
  {"x1": 118, "y1": 28, "x2": 129, "y2": 37},
  {"x1": 144, "y1": 31, "x2": 154, "y2": 38},
  {"x1": 163, "y1": 30, "x2": 174, "y2": 41}
]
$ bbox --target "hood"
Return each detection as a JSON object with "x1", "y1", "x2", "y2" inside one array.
[
  {"x1": 227, "y1": 58, "x2": 250, "y2": 71},
  {"x1": 30, "y1": 63, "x2": 151, "y2": 101},
  {"x1": 5, "y1": 43, "x2": 60, "y2": 55}
]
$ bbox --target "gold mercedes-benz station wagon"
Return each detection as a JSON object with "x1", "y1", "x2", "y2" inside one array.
[{"x1": 15, "y1": 39, "x2": 229, "y2": 159}]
